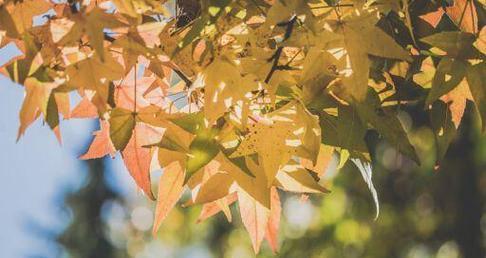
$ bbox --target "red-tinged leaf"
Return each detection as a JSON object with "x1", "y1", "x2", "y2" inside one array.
[
  {"x1": 196, "y1": 193, "x2": 237, "y2": 223},
  {"x1": 114, "y1": 68, "x2": 156, "y2": 110},
  {"x1": 440, "y1": 79, "x2": 472, "y2": 129},
  {"x1": 80, "y1": 120, "x2": 116, "y2": 160},
  {"x1": 265, "y1": 187, "x2": 281, "y2": 254},
  {"x1": 70, "y1": 96, "x2": 98, "y2": 119},
  {"x1": 445, "y1": 0, "x2": 478, "y2": 33},
  {"x1": 153, "y1": 161, "x2": 185, "y2": 235},
  {"x1": 238, "y1": 188, "x2": 270, "y2": 254},
  {"x1": 122, "y1": 123, "x2": 163, "y2": 200},
  {"x1": 419, "y1": 8, "x2": 445, "y2": 28}
]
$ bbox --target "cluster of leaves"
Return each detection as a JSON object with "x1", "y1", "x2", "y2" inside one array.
[{"x1": 0, "y1": 0, "x2": 485, "y2": 253}]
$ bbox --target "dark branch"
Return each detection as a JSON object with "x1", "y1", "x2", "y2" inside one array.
[
  {"x1": 173, "y1": 69, "x2": 193, "y2": 88},
  {"x1": 264, "y1": 16, "x2": 297, "y2": 84}
]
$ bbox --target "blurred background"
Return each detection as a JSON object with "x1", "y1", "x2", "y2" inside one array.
[{"x1": 1, "y1": 72, "x2": 486, "y2": 258}]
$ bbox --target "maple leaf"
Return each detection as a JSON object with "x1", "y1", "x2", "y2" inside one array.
[
  {"x1": 113, "y1": 67, "x2": 156, "y2": 111},
  {"x1": 122, "y1": 122, "x2": 163, "y2": 200},
  {"x1": 200, "y1": 57, "x2": 258, "y2": 123},
  {"x1": 66, "y1": 53, "x2": 124, "y2": 112},
  {"x1": 231, "y1": 120, "x2": 297, "y2": 186},
  {"x1": 193, "y1": 172, "x2": 234, "y2": 204},
  {"x1": 196, "y1": 193, "x2": 237, "y2": 224},
  {"x1": 4, "y1": 0, "x2": 51, "y2": 35},
  {"x1": 439, "y1": 79, "x2": 472, "y2": 129},
  {"x1": 59, "y1": 8, "x2": 125, "y2": 61},
  {"x1": 153, "y1": 161, "x2": 185, "y2": 234},
  {"x1": 276, "y1": 163, "x2": 329, "y2": 194},
  {"x1": 419, "y1": 0, "x2": 478, "y2": 33},
  {"x1": 80, "y1": 120, "x2": 116, "y2": 160},
  {"x1": 474, "y1": 27, "x2": 486, "y2": 55},
  {"x1": 17, "y1": 78, "x2": 56, "y2": 140},
  {"x1": 338, "y1": 10, "x2": 412, "y2": 101},
  {"x1": 3, "y1": 0, "x2": 486, "y2": 254},
  {"x1": 109, "y1": 108, "x2": 136, "y2": 151},
  {"x1": 465, "y1": 62, "x2": 486, "y2": 131},
  {"x1": 70, "y1": 96, "x2": 98, "y2": 119},
  {"x1": 265, "y1": 187, "x2": 281, "y2": 254},
  {"x1": 238, "y1": 182, "x2": 270, "y2": 253}
]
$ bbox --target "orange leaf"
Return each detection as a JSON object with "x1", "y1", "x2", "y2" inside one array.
[
  {"x1": 70, "y1": 96, "x2": 98, "y2": 119},
  {"x1": 445, "y1": 0, "x2": 478, "y2": 33},
  {"x1": 419, "y1": 8, "x2": 445, "y2": 29},
  {"x1": 440, "y1": 79, "x2": 472, "y2": 128},
  {"x1": 114, "y1": 68, "x2": 156, "y2": 110},
  {"x1": 238, "y1": 188, "x2": 270, "y2": 253},
  {"x1": 54, "y1": 92, "x2": 70, "y2": 119},
  {"x1": 196, "y1": 193, "x2": 237, "y2": 223},
  {"x1": 265, "y1": 187, "x2": 281, "y2": 254},
  {"x1": 122, "y1": 123, "x2": 163, "y2": 200},
  {"x1": 152, "y1": 161, "x2": 185, "y2": 235},
  {"x1": 80, "y1": 120, "x2": 116, "y2": 160}
]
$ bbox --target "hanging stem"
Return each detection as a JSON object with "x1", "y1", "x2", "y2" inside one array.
[{"x1": 133, "y1": 63, "x2": 137, "y2": 114}]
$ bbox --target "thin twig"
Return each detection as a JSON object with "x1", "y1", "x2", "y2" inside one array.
[
  {"x1": 264, "y1": 16, "x2": 297, "y2": 84},
  {"x1": 134, "y1": 63, "x2": 137, "y2": 113},
  {"x1": 173, "y1": 69, "x2": 193, "y2": 88},
  {"x1": 457, "y1": 0, "x2": 471, "y2": 30}
]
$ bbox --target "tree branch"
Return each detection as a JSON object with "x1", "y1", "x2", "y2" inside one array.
[
  {"x1": 173, "y1": 68, "x2": 193, "y2": 87},
  {"x1": 264, "y1": 16, "x2": 297, "y2": 84}
]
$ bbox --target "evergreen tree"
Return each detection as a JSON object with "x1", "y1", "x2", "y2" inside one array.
[{"x1": 56, "y1": 158, "x2": 127, "y2": 258}]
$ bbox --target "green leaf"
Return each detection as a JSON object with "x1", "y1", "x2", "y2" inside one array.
[
  {"x1": 153, "y1": 134, "x2": 188, "y2": 153},
  {"x1": 320, "y1": 106, "x2": 368, "y2": 152},
  {"x1": 355, "y1": 90, "x2": 419, "y2": 164},
  {"x1": 169, "y1": 112, "x2": 205, "y2": 134},
  {"x1": 45, "y1": 93, "x2": 59, "y2": 130},
  {"x1": 109, "y1": 108, "x2": 135, "y2": 150},
  {"x1": 466, "y1": 62, "x2": 486, "y2": 131},
  {"x1": 430, "y1": 101, "x2": 457, "y2": 163},
  {"x1": 421, "y1": 32, "x2": 478, "y2": 58},
  {"x1": 173, "y1": 17, "x2": 208, "y2": 56},
  {"x1": 186, "y1": 129, "x2": 220, "y2": 181}
]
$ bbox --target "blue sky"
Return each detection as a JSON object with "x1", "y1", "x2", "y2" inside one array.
[{"x1": 0, "y1": 54, "x2": 132, "y2": 257}]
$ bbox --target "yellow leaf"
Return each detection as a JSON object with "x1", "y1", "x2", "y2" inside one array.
[
  {"x1": 153, "y1": 161, "x2": 185, "y2": 235},
  {"x1": 17, "y1": 77, "x2": 55, "y2": 140},
  {"x1": 201, "y1": 58, "x2": 258, "y2": 123},
  {"x1": 7, "y1": 0, "x2": 51, "y2": 34},
  {"x1": 194, "y1": 173, "x2": 234, "y2": 204},
  {"x1": 59, "y1": 8, "x2": 125, "y2": 61},
  {"x1": 238, "y1": 184, "x2": 270, "y2": 253},
  {"x1": 231, "y1": 120, "x2": 296, "y2": 186},
  {"x1": 340, "y1": 10, "x2": 411, "y2": 101},
  {"x1": 276, "y1": 163, "x2": 329, "y2": 194},
  {"x1": 474, "y1": 27, "x2": 486, "y2": 55}
]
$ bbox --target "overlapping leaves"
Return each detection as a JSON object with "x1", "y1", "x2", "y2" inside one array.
[{"x1": 0, "y1": 0, "x2": 485, "y2": 253}]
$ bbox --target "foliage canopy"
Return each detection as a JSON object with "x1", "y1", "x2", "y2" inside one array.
[{"x1": 0, "y1": 0, "x2": 485, "y2": 253}]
